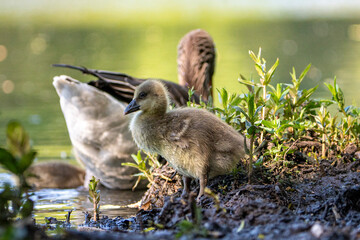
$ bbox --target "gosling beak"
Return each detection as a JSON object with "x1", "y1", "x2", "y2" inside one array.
[{"x1": 124, "y1": 99, "x2": 140, "y2": 115}]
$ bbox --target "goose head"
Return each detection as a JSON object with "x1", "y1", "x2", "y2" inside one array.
[{"x1": 124, "y1": 80, "x2": 169, "y2": 116}]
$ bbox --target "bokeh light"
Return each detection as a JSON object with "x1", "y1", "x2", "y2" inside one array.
[
  {"x1": 348, "y1": 24, "x2": 360, "y2": 41},
  {"x1": 282, "y1": 40, "x2": 298, "y2": 56},
  {"x1": 2, "y1": 80, "x2": 15, "y2": 94},
  {"x1": 0, "y1": 45, "x2": 7, "y2": 62},
  {"x1": 30, "y1": 34, "x2": 48, "y2": 55}
]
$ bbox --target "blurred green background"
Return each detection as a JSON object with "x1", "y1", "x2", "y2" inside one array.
[{"x1": 0, "y1": 0, "x2": 360, "y2": 157}]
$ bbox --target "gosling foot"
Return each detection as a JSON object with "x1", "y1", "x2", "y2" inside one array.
[
  {"x1": 181, "y1": 176, "x2": 192, "y2": 198},
  {"x1": 196, "y1": 194, "x2": 204, "y2": 203},
  {"x1": 170, "y1": 170, "x2": 178, "y2": 180},
  {"x1": 181, "y1": 189, "x2": 189, "y2": 198},
  {"x1": 197, "y1": 172, "x2": 208, "y2": 203}
]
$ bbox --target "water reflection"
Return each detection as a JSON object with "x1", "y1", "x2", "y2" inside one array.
[
  {"x1": 0, "y1": 171, "x2": 144, "y2": 225},
  {"x1": 33, "y1": 187, "x2": 144, "y2": 225}
]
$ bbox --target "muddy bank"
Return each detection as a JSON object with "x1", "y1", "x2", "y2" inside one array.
[
  {"x1": 17, "y1": 145, "x2": 359, "y2": 240},
  {"x1": 49, "y1": 152, "x2": 360, "y2": 240}
]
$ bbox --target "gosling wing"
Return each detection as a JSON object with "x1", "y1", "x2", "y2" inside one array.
[{"x1": 166, "y1": 114, "x2": 192, "y2": 149}]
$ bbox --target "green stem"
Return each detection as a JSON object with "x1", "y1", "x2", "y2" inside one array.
[
  {"x1": 248, "y1": 136, "x2": 254, "y2": 183},
  {"x1": 260, "y1": 85, "x2": 266, "y2": 142},
  {"x1": 93, "y1": 197, "x2": 97, "y2": 222},
  {"x1": 321, "y1": 132, "x2": 326, "y2": 159}
]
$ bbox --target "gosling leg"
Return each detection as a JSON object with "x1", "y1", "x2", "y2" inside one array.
[
  {"x1": 181, "y1": 176, "x2": 191, "y2": 198},
  {"x1": 170, "y1": 170, "x2": 178, "y2": 180},
  {"x1": 197, "y1": 173, "x2": 208, "y2": 202}
]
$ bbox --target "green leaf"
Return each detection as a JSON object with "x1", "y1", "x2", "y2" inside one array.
[
  {"x1": 298, "y1": 64, "x2": 311, "y2": 84},
  {"x1": 324, "y1": 82, "x2": 336, "y2": 97},
  {"x1": 234, "y1": 106, "x2": 250, "y2": 121},
  {"x1": 131, "y1": 151, "x2": 141, "y2": 165},
  {"x1": 262, "y1": 127, "x2": 275, "y2": 133},
  {"x1": 18, "y1": 150, "x2": 37, "y2": 173},
  {"x1": 178, "y1": 220, "x2": 194, "y2": 231},
  {"x1": 219, "y1": 88, "x2": 228, "y2": 108},
  {"x1": 20, "y1": 198, "x2": 34, "y2": 218},
  {"x1": 249, "y1": 50, "x2": 258, "y2": 63},
  {"x1": 290, "y1": 67, "x2": 297, "y2": 85},
  {"x1": 261, "y1": 120, "x2": 276, "y2": 129},
  {"x1": 255, "y1": 63, "x2": 265, "y2": 78},
  {"x1": 248, "y1": 94, "x2": 255, "y2": 119},
  {"x1": 264, "y1": 58, "x2": 279, "y2": 85},
  {"x1": 6, "y1": 121, "x2": 30, "y2": 158},
  {"x1": 247, "y1": 126, "x2": 256, "y2": 135},
  {"x1": 122, "y1": 162, "x2": 140, "y2": 168},
  {"x1": 133, "y1": 173, "x2": 146, "y2": 177},
  {"x1": 254, "y1": 106, "x2": 263, "y2": 119},
  {"x1": 0, "y1": 148, "x2": 18, "y2": 174},
  {"x1": 231, "y1": 96, "x2": 242, "y2": 106},
  {"x1": 296, "y1": 85, "x2": 318, "y2": 106},
  {"x1": 238, "y1": 79, "x2": 257, "y2": 87}
]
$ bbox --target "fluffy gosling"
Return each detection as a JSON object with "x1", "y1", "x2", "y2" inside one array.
[
  {"x1": 124, "y1": 80, "x2": 246, "y2": 200},
  {"x1": 26, "y1": 161, "x2": 85, "y2": 189}
]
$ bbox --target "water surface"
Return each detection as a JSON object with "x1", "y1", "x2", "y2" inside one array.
[
  {"x1": 0, "y1": 17, "x2": 359, "y2": 145},
  {"x1": 0, "y1": 169, "x2": 144, "y2": 225}
]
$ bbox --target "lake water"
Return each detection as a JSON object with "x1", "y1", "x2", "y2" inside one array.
[
  {"x1": 0, "y1": 167, "x2": 144, "y2": 225},
  {"x1": 1, "y1": 16, "x2": 360, "y2": 146},
  {"x1": 0, "y1": 4, "x2": 360, "y2": 225}
]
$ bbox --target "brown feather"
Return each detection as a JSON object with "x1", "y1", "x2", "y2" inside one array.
[
  {"x1": 177, "y1": 29, "x2": 216, "y2": 101},
  {"x1": 128, "y1": 80, "x2": 246, "y2": 200}
]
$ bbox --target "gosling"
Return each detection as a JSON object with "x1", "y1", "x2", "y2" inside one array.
[
  {"x1": 26, "y1": 161, "x2": 85, "y2": 189},
  {"x1": 124, "y1": 80, "x2": 246, "y2": 200}
]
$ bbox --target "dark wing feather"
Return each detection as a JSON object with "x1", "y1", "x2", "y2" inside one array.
[
  {"x1": 177, "y1": 29, "x2": 216, "y2": 101},
  {"x1": 52, "y1": 64, "x2": 200, "y2": 106}
]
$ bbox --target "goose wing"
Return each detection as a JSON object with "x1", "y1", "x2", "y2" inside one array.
[{"x1": 52, "y1": 64, "x2": 199, "y2": 106}]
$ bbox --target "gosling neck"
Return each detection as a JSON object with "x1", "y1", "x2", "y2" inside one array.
[{"x1": 142, "y1": 104, "x2": 168, "y2": 118}]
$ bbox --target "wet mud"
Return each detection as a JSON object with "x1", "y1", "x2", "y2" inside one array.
[{"x1": 30, "y1": 146, "x2": 360, "y2": 239}]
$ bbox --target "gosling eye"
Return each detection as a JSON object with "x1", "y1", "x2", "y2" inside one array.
[{"x1": 138, "y1": 91, "x2": 147, "y2": 99}]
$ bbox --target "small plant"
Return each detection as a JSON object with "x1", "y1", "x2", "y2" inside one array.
[
  {"x1": 324, "y1": 78, "x2": 360, "y2": 147},
  {"x1": 234, "y1": 92, "x2": 262, "y2": 182},
  {"x1": 0, "y1": 121, "x2": 36, "y2": 225},
  {"x1": 88, "y1": 176, "x2": 100, "y2": 222},
  {"x1": 175, "y1": 194, "x2": 207, "y2": 238},
  {"x1": 267, "y1": 83, "x2": 289, "y2": 118},
  {"x1": 239, "y1": 48, "x2": 279, "y2": 142},
  {"x1": 315, "y1": 105, "x2": 331, "y2": 158},
  {"x1": 214, "y1": 88, "x2": 243, "y2": 129},
  {"x1": 204, "y1": 188, "x2": 226, "y2": 213},
  {"x1": 286, "y1": 64, "x2": 317, "y2": 119},
  {"x1": 122, "y1": 150, "x2": 161, "y2": 190},
  {"x1": 325, "y1": 77, "x2": 346, "y2": 116}
]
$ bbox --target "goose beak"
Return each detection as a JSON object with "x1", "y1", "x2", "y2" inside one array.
[{"x1": 124, "y1": 99, "x2": 140, "y2": 115}]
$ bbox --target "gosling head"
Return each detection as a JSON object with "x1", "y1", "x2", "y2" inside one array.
[{"x1": 124, "y1": 80, "x2": 169, "y2": 116}]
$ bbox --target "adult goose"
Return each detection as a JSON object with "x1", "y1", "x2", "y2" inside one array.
[
  {"x1": 53, "y1": 29, "x2": 216, "y2": 189},
  {"x1": 53, "y1": 29, "x2": 215, "y2": 104}
]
